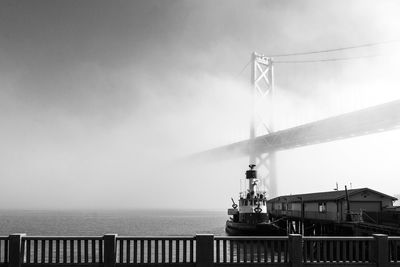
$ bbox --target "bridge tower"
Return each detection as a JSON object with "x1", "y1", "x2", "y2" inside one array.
[{"x1": 249, "y1": 52, "x2": 277, "y2": 197}]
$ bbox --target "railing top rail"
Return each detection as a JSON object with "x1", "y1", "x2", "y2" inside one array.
[
  {"x1": 303, "y1": 236, "x2": 374, "y2": 241},
  {"x1": 215, "y1": 236, "x2": 288, "y2": 241},
  {"x1": 117, "y1": 236, "x2": 195, "y2": 240},
  {"x1": 3, "y1": 235, "x2": 398, "y2": 241},
  {"x1": 23, "y1": 236, "x2": 103, "y2": 240}
]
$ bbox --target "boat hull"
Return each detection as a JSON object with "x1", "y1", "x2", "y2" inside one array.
[{"x1": 225, "y1": 220, "x2": 286, "y2": 236}]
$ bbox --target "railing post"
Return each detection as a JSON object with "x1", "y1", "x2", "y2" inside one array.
[
  {"x1": 196, "y1": 234, "x2": 214, "y2": 267},
  {"x1": 9, "y1": 233, "x2": 26, "y2": 267},
  {"x1": 373, "y1": 234, "x2": 388, "y2": 267},
  {"x1": 104, "y1": 234, "x2": 117, "y2": 267},
  {"x1": 289, "y1": 234, "x2": 303, "y2": 267}
]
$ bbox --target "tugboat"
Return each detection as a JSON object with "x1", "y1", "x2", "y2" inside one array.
[{"x1": 225, "y1": 165, "x2": 286, "y2": 235}]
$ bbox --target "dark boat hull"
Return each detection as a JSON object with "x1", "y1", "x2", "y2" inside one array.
[{"x1": 225, "y1": 220, "x2": 286, "y2": 236}]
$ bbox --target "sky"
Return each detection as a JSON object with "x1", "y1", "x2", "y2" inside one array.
[{"x1": 1, "y1": 0, "x2": 400, "y2": 209}]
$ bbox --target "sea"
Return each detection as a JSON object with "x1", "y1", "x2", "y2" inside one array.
[{"x1": 0, "y1": 209, "x2": 228, "y2": 236}]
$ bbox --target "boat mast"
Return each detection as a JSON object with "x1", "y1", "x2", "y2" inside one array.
[{"x1": 246, "y1": 164, "x2": 257, "y2": 197}]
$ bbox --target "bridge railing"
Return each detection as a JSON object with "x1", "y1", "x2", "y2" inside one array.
[{"x1": 0, "y1": 233, "x2": 398, "y2": 266}]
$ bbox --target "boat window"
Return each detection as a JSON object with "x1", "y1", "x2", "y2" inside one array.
[
  {"x1": 288, "y1": 203, "x2": 292, "y2": 210},
  {"x1": 282, "y1": 203, "x2": 287, "y2": 211},
  {"x1": 244, "y1": 200, "x2": 248, "y2": 206}
]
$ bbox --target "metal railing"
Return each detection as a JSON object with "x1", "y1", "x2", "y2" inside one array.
[
  {"x1": 389, "y1": 237, "x2": 400, "y2": 264},
  {"x1": 0, "y1": 233, "x2": 396, "y2": 267},
  {"x1": 303, "y1": 236, "x2": 373, "y2": 263},
  {"x1": 214, "y1": 236, "x2": 288, "y2": 264},
  {"x1": 0, "y1": 237, "x2": 8, "y2": 265},
  {"x1": 23, "y1": 236, "x2": 103, "y2": 264},
  {"x1": 116, "y1": 237, "x2": 195, "y2": 264}
]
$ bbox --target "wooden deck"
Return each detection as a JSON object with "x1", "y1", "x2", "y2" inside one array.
[{"x1": 0, "y1": 234, "x2": 399, "y2": 267}]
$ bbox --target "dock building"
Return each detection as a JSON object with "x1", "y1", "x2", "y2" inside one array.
[{"x1": 267, "y1": 188, "x2": 400, "y2": 235}]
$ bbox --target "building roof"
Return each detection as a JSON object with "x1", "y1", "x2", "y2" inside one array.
[{"x1": 267, "y1": 188, "x2": 397, "y2": 203}]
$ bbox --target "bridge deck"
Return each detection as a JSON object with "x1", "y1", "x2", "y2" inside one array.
[{"x1": 195, "y1": 99, "x2": 400, "y2": 159}]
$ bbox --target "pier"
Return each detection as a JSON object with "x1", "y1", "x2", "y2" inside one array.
[
  {"x1": 1, "y1": 234, "x2": 399, "y2": 267},
  {"x1": 266, "y1": 188, "x2": 400, "y2": 236}
]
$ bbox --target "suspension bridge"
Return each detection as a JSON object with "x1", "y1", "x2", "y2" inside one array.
[{"x1": 193, "y1": 49, "x2": 400, "y2": 198}]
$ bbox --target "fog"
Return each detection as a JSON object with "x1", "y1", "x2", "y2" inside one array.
[{"x1": 0, "y1": 0, "x2": 400, "y2": 209}]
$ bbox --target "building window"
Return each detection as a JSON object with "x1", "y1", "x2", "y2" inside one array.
[
  {"x1": 282, "y1": 203, "x2": 287, "y2": 211},
  {"x1": 318, "y1": 202, "x2": 327, "y2": 213}
]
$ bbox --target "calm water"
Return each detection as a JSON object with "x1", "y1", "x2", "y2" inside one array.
[{"x1": 0, "y1": 209, "x2": 227, "y2": 236}]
